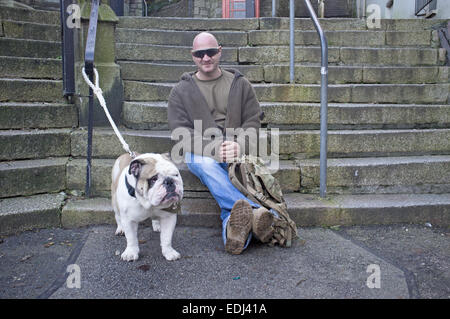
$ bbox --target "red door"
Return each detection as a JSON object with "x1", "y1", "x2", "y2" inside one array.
[{"x1": 222, "y1": 0, "x2": 260, "y2": 18}]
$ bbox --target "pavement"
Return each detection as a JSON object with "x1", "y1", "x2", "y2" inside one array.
[{"x1": 0, "y1": 222, "x2": 449, "y2": 300}]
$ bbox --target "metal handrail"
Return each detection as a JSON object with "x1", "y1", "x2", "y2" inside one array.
[
  {"x1": 289, "y1": 0, "x2": 295, "y2": 83},
  {"x1": 304, "y1": 0, "x2": 329, "y2": 198},
  {"x1": 84, "y1": 0, "x2": 100, "y2": 197},
  {"x1": 142, "y1": 0, "x2": 148, "y2": 16},
  {"x1": 415, "y1": 0, "x2": 436, "y2": 16}
]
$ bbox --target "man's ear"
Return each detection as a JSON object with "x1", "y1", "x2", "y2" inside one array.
[{"x1": 128, "y1": 159, "x2": 143, "y2": 178}]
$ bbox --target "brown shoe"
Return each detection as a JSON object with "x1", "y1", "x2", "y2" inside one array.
[
  {"x1": 252, "y1": 207, "x2": 274, "y2": 243},
  {"x1": 225, "y1": 200, "x2": 253, "y2": 255}
]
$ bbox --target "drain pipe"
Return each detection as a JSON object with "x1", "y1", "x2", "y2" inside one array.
[{"x1": 304, "y1": 0, "x2": 328, "y2": 198}]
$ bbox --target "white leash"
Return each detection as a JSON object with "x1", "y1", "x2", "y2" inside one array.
[{"x1": 81, "y1": 67, "x2": 136, "y2": 159}]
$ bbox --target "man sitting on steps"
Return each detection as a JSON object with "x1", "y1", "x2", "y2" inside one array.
[{"x1": 167, "y1": 32, "x2": 279, "y2": 254}]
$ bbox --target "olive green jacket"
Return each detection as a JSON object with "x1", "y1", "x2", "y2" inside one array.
[{"x1": 167, "y1": 68, "x2": 263, "y2": 162}]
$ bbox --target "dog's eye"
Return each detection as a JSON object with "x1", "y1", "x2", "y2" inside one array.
[{"x1": 148, "y1": 176, "x2": 158, "y2": 188}]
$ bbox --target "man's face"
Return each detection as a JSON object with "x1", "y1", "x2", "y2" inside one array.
[{"x1": 191, "y1": 34, "x2": 222, "y2": 78}]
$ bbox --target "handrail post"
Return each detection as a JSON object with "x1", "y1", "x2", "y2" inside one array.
[
  {"x1": 84, "y1": 0, "x2": 100, "y2": 197},
  {"x1": 59, "y1": 0, "x2": 75, "y2": 97},
  {"x1": 272, "y1": 0, "x2": 276, "y2": 17},
  {"x1": 304, "y1": 0, "x2": 328, "y2": 198},
  {"x1": 289, "y1": 0, "x2": 295, "y2": 83}
]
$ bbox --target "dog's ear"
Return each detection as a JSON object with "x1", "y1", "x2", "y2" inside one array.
[{"x1": 129, "y1": 159, "x2": 143, "y2": 178}]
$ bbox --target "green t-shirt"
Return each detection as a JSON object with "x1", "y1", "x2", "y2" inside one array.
[{"x1": 193, "y1": 68, "x2": 234, "y2": 131}]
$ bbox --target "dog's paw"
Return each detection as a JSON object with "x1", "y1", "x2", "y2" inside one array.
[
  {"x1": 152, "y1": 220, "x2": 161, "y2": 232},
  {"x1": 115, "y1": 226, "x2": 124, "y2": 236},
  {"x1": 121, "y1": 247, "x2": 139, "y2": 262},
  {"x1": 162, "y1": 247, "x2": 181, "y2": 261}
]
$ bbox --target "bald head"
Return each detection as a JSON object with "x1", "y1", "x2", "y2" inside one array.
[
  {"x1": 191, "y1": 32, "x2": 222, "y2": 80},
  {"x1": 192, "y1": 32, "x2": 219, "y2": 51}
]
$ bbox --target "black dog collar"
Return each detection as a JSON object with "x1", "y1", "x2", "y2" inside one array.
[{"x1": 125, "y1": 175, "x2": 136, "y2": 198}]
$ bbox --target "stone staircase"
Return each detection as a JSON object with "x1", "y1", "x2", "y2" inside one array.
[
  {"x1": 0, "y1": 7, "x2": 78, "y2": 234},
  {"x1": 1, "y1": 7, "x2": 449, "y2": 235}
]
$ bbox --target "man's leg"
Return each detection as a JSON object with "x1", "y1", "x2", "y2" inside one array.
[
  {"x1": 185, "y1": 152, "x2": 256, "y2": 251},
  {"x1": 185, "y1": 152, "x2": 278, "y2": 252}
]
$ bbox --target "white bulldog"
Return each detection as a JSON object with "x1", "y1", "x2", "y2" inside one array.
[{"x1": 111, "y1": 153, "x2": 183, "y2": 261}]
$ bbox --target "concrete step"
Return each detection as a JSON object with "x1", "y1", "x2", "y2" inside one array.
[
  {"x1": 116, "y1": 28, "x2": 434, "y2": 48},
  {"x1": 119, "y1": 62, "x2": 264, "y2": 83},
  {"x1": 0, "y1": 56, "x2": 62, "y2": 79},
  {"x1": 116, "y1": 43, "x2": 441, "y2": 66},
  {"x1": 65, "y1": 153, "x2": 450, "y2": 196},
  {"x1": 117, "y1": 16, "x2": 259, "y2": 31},
  {"x1": 264, "y1": 65, "x2": 449, "y2": 84},
  {"x1": 260, "y1": 103, "x2": 450, "y2": 129},
  {"x1": 0, "y1": 157, "x2": 67, "y2": 198},
  {"x1": 1, "y1": 20, "x2": 60, "y2": 41},
  {"x1": 123, "y1": 81, "x2": 449, "y2": 104},
  {"x1": 70, "y1": 129, "x2": 173, "y2": 158},
  {"x1": 0, "y1": 193, "x2": 65, "y2": 236},
  {"x1": 116, "y1": 28, "x2": 248, "y2": 46},
  {"x1": 123, "y1": 101, "x2": 450, "y2": 130},
  {"x1": 259, "y1": 18, "x2": 447, "y2": 32},
  {"x1": 298, "y1": 155, "x2": 450, "y2": 194},
  {"x1": 0, "y1": 78, "x2": 64, "y2": 102},
  {"x1": 59, "y1": 193, "x2": 450, "y2": 229},
  {"x1": 115, "y1": 43, "x2": 238, "y2": 63},
  {"x1": 239, "y1": 46, "x2": 440, "y2": 66},
  {"x1": 278, "y1": 129, "x2": 450, "y2": 158},
  {"x1": 248, "y1": 30, "x2": 433, "y2": 47},
  {"x1": 0, "y1": 6, "x2": 60, "y2": 25},
  {"x1": 69, "y1": 127, "x2": 450, "y2": 159},
  {"x1": 0, "y1": 38, "x2": 61, "y2": 59},
  {"x1": 0, "y1": 102, "x2": 78, "y2": 129},
  {"x1": 0, "y1": 129, "x2": 72, "y2": 160},
  {"x1": 66, "y1": 158, "x2": 300, "y2": 197},
  {"x1": 119, "y1": 61, "x2": 448, "y2": 84},
  {"x1": 117, "y1": 17, "x2": 446, "y2": 32}
]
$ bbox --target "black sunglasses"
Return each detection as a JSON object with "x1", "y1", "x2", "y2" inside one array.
[{"x1": 191, "y1": 47, "x2": 220, "y2": 59}]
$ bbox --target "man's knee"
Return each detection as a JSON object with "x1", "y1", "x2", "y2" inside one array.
[{"x1": 185, "y1": 153, "x2": 220, "y2": 175}]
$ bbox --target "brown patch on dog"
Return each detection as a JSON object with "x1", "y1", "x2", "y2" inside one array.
[
  {"x1": 112, "y1": 153, "x2": 142, "y2": 209},
  {"x1": 135, "y1": 156, "x2": 158, "y2": 197}
]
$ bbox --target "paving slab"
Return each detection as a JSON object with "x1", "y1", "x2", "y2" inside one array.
[
  {"x1": 52, "y1": 225, "x2": 409, "y2": 299},
  {"x1": 1, "y1": 224, "x2": 448, "y2": 299}
]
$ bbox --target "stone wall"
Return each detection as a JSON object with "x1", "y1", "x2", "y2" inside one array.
[
  {"x1": 148, "y1": 0, "x2": 191, "y2": 17},
  {"x1": 125, "y1": 0, "x2": 142, "y2": 16},
  {"x1": 2, "y1": 0, "x2": 59, "y2": 10},
  {"x1": 148, "y1": 0, "x2": 220, "y2": 18},
  {"x1": 193, "y1": 0, "x2": 220, "y2": 18}
]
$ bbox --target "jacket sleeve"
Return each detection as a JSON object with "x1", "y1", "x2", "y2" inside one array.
[{"x1": 235, "y1": 77, "x2": 263, "y2": 157}]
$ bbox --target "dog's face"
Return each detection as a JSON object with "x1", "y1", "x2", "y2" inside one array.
[{"x1": 128, "y1": 154, "x2": 183, "y2": 210}]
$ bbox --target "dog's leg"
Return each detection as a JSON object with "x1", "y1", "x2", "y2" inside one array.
[
  {"x1": 152, "y1": 219, "x2": 161, "y2": 232},
  {"x1": 120, "y1": 218, "x2": 140, "y2": 261},
  {"x1": 114, "y1": 209, "x2": 124, "y2": 236},
  {"x1": 159, "y1": 214, "x2": 180, "y2": 261}
]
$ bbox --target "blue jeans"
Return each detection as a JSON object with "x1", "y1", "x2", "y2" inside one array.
[{"x1": 185, "y1": 152, "x2": 278, "y2": 249}]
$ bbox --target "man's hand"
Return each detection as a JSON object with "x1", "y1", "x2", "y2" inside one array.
[{"x1": 219, "y1": 141, "x2": 241, "y2": 163}]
